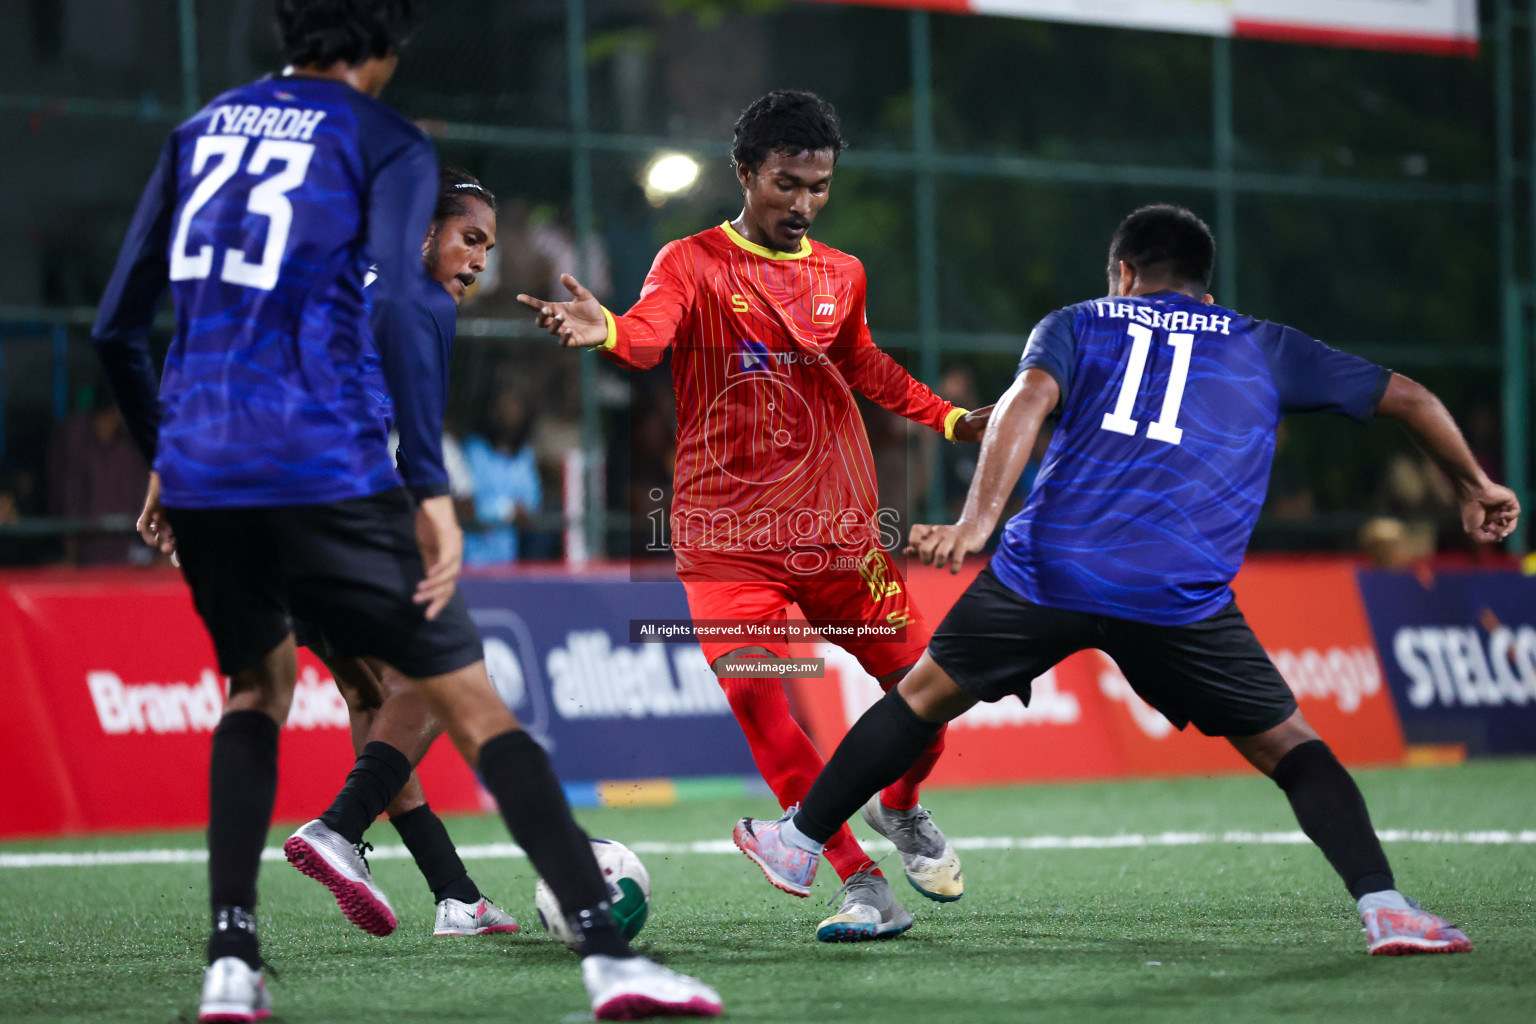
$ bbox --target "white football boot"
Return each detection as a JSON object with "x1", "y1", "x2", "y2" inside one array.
[
  {"x1": 861, "y1": 797, "x2": 965, "y2": 902},
  {"x1": 433, "y1": 896, "x2": 520, "y2": 936},
  {"x1": 197, "y1": 957, "x2": 271, "y2": 1023},
  {"x1": 583, "y1": 955, "x2": 724, "y2": 1020},
  {"x1": 282, "y1": 819, "x2": 398, "y2": 936}
]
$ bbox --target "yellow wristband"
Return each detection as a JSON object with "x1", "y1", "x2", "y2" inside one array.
[
  {"x1": 943, "y1": 407, "x2": 969, "y2": 441},
  {"x1": 598, "y1": 307, "x2": 618, "y2": 351}
]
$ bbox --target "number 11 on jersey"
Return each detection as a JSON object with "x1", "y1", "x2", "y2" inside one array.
[{"x1": 1100, "y1": 324, "x2": 1194, "y2": 446}]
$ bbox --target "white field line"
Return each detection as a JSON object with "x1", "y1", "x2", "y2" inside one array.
[{"x1": 3, "y1": 829, "x2": 1534, "y2": 869}]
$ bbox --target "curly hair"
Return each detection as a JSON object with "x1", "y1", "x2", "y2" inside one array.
[
  {"x1": 731, "y1": 90, "x2": 845, "y2": 172},
  {"x1": 275, "y1": 0, "x2": 416, "y2": 68}
]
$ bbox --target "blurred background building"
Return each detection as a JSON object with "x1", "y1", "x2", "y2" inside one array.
[{"x1": 0, "y1": 0, "x2": 1527, "y2": 568}]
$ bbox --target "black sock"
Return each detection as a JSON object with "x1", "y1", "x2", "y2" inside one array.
[
  {"x1": 319, "y1": 741, "x2": 412, "y2": 845},
  {"x1": 477, "y1": 730, "x2": 632, "y2": 958},
  {"x1": 1271, "y1": 739, "x2": 1395, "y2": 899},
  {"x1": 207, "y1": 710, "x2": 279, "y2": 967},
  {"x1": 208, "y1": 906, "x2": 261, "y2": 969},
  {"x1": 390, "y1": 803, "x2": 481, "y2": 904},
  {"x1": 794, "y1": 688, "x2": 942, "y2": 844}
]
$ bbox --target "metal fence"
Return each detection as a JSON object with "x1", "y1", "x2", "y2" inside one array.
[{"x1": 0, "y1": 0, "x2": 1529, "y2": 557}]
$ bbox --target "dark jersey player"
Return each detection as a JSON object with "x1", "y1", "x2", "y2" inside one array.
[
  {"x1": 91, "y1": 2, "x2": 721, "y2": 1021},
  {"x1": 519, "y1": 91, "x2": 990, "y2": 943},
  {"x1": 736, "y1": 204, "x2": 1518, "y2": 956},
  {"x1": 283, "y1": 167, "x2": 520, "y2": 939}
]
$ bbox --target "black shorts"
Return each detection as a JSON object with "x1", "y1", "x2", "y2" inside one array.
[
  {"x1": 928, "y1": 566, "x2": 1297, "y2": 737},
  {"x1": 166, "y1": 489, "x2": 483, "y2": 679}
]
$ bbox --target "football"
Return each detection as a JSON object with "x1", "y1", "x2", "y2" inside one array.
[{"x1": 534, "y1": 838, "x2": 651, "y2": 948}]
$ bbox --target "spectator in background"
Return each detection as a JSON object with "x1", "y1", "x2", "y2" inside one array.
[
  {"x1": 528, "y1": 203, "x2": 612, "y2": 302},
  {"x1": 462, "y1": 389, "x2": 542, "y2": 565},
  {"x1": 46, "y1": 386, "x2": 149, "y2": 565},
  {"x1": 937, "y1": 366, "x2": 980, "y2": 520}
]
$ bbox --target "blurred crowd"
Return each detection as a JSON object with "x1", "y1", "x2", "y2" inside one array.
[{"x1": 0, "y1": 202, "x2": 1515, "y2": 571}]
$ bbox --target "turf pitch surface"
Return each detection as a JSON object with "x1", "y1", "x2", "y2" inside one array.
[{"x1": 2, "y1": 759, "x2": 1532, "y2": 1023}]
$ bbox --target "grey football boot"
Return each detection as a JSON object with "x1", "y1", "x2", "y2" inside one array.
[
  {"x1": 861, "y1": 797, "x2": 964, "y2": 902},
  {"x1": 815, "y1": 865, "x2": 914, "y2": 942}
]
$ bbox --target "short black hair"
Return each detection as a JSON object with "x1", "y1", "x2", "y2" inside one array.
[
  {"x1": 1107, "y1": 205, "x2": 1216, "y2": 288},
  {"x1": 275, "y1": 0, "x2": 416, "y2": 68},
  {"x1": 435, "y1": 167, "x2": 497, "y2": 224},
  {"x1": 731, "y1": 90, "x2": 845, "y2": 172}
]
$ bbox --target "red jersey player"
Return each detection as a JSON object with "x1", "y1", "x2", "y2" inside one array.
[{"x1": 520, "y1": 91, "x2": 988, "y2": 943}]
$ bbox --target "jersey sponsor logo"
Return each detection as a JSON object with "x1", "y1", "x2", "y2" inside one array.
[
  {"x1": 204, "y1": 103, "x2": 328, "y2": 142},
  {"x1": 1392, "y1": 624, "x2": 1536, "y2": 708},
  {"x1": 546, "y1": 630, "x2": 732, "y2": 719},
  {"x1": 86, "y1": 666, "x2": 348, "y2": 735},
  {"x1": 812, "y1": 294, "x2": 837, "y2": 323},
  {"x1": 731, "y1": 293, "x2": 750, "y2": 313}
]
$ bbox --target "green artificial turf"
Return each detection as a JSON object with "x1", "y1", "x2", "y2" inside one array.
[{"x1": 2, "y1": 759, "x2": 1532, "y2": 1023}]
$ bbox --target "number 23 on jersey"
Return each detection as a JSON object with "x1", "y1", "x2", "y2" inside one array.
[{"x1": 169, "y1": 135, "x2": 314, "y2": 292}]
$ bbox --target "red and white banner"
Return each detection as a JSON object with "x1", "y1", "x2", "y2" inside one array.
[
  {"x1": 789, "y1": 559, "x2": 1405, "y2": 784},
  {"x1": 0, "y1": 571, "x2": 485, "y2": 839},
  {"x1": 810, "y1": 0, "x2": 1479, "y2": 57}
]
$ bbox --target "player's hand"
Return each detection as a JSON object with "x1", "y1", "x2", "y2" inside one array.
[
  {"x1": 1458, "y1": 481, "x2": 1521, "y2": 543},
  {"x1": 950, "y1": 405, "x2": 994, "y2": 444},
  {"x1": 414, "y1": 495, "x2": 464, "y2": 621},
  {"x1": 516, "y1": 274, "x2": 609, "y2": 348},
  {"x1": 136, "y1": 471, "x2": 178, "y2": 563},
  {"x1": 906, "y1": 521, "x2": 988, "y2": 574}
]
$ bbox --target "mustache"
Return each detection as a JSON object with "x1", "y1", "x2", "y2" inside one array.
[{"x1": 780, "y1": 216, "x2": 810, "y2": 231}]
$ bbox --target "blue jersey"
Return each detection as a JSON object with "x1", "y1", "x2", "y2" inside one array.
[
  {"x1": 93, "y1": 75, "x2": 453, "y2": 508},
  {"x1": 990, "y1": 292, "x2": 1390, "y2": 625}
]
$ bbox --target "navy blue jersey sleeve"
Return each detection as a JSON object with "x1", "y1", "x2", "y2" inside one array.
[
  {"x1": 363, "y1": 128, "x2": 449, "y2": 500},
  {"x1": 1259, "y1": 323, "x2": 1391, "y2": 421},
  {"x1": 91, "y1": 134, "x2": 178, "y2": 466},
  {"x1": 1017, "y1": 306, "x2": 1077, "y2": 398}
]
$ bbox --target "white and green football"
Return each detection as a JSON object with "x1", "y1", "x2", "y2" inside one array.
[{"x1": 534, "y1": 838, "x2": 651, "y2": 948}]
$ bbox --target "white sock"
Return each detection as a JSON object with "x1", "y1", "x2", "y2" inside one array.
[
  {"x1": 779, "y1": 814, "x2": 825, "y2": 856},
  {"x1": 1357, "y1": 889, "x2": 1411, "y2": 915}
]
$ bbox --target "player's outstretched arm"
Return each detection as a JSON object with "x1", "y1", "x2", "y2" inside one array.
[
  {"x1": 907, "y1": 368, "x2": 1060, "y2": 573},
  {"x1": 1376, "y1": 372, "x2": 1520, "y2": 543},
  {"x1": 516, "y1": 274, "x2": 609, "y2": 348},
  {"x1": 950, "y1": 404, "x2": 994, "y2": 443}
]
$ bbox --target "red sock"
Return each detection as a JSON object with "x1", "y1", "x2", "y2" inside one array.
[
  {"x1": 878, "y1": 724, "x2": 947, "y2": 812},
  {"x1": 722, "y1": 677, "x2": 878, "y2": 881}
]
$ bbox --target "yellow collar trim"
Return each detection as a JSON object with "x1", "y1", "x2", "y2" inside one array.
[{"x1": 719, "y1": 221, "x2": 812, "y2": 261}]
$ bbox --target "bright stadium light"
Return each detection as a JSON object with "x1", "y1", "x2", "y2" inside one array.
[{"x1": 643, "y1": 152, "x2": 700, "y2": 205}]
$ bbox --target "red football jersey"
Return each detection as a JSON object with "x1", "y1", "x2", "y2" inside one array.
[{"x1": 600, "y1": 222, "x2": 964, "y2": 576}]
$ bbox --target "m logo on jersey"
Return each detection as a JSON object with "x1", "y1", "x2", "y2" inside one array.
[{"x1": 812, "y1": 294, "x2": 836, "y2": 324}]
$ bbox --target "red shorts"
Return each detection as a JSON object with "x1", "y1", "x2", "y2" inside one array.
[{"x1": 680, "y1": 547, "x2": 931, "y2": 679}]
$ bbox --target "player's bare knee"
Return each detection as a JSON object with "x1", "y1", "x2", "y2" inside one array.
[
  {"x1": 1229, "y1": 710, "x2": 1320, "y2": 777},
  {"x1": 326, "y1": 657, "x2": 385, "y2": 713},
  {"x1": 895, "y1": 655, "x2": 975, "y2": 723}
]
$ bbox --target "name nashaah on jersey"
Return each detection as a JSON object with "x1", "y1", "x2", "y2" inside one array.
[{"x1": 1092, "y1": 300, "x2": 1232, "y2": 335}]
